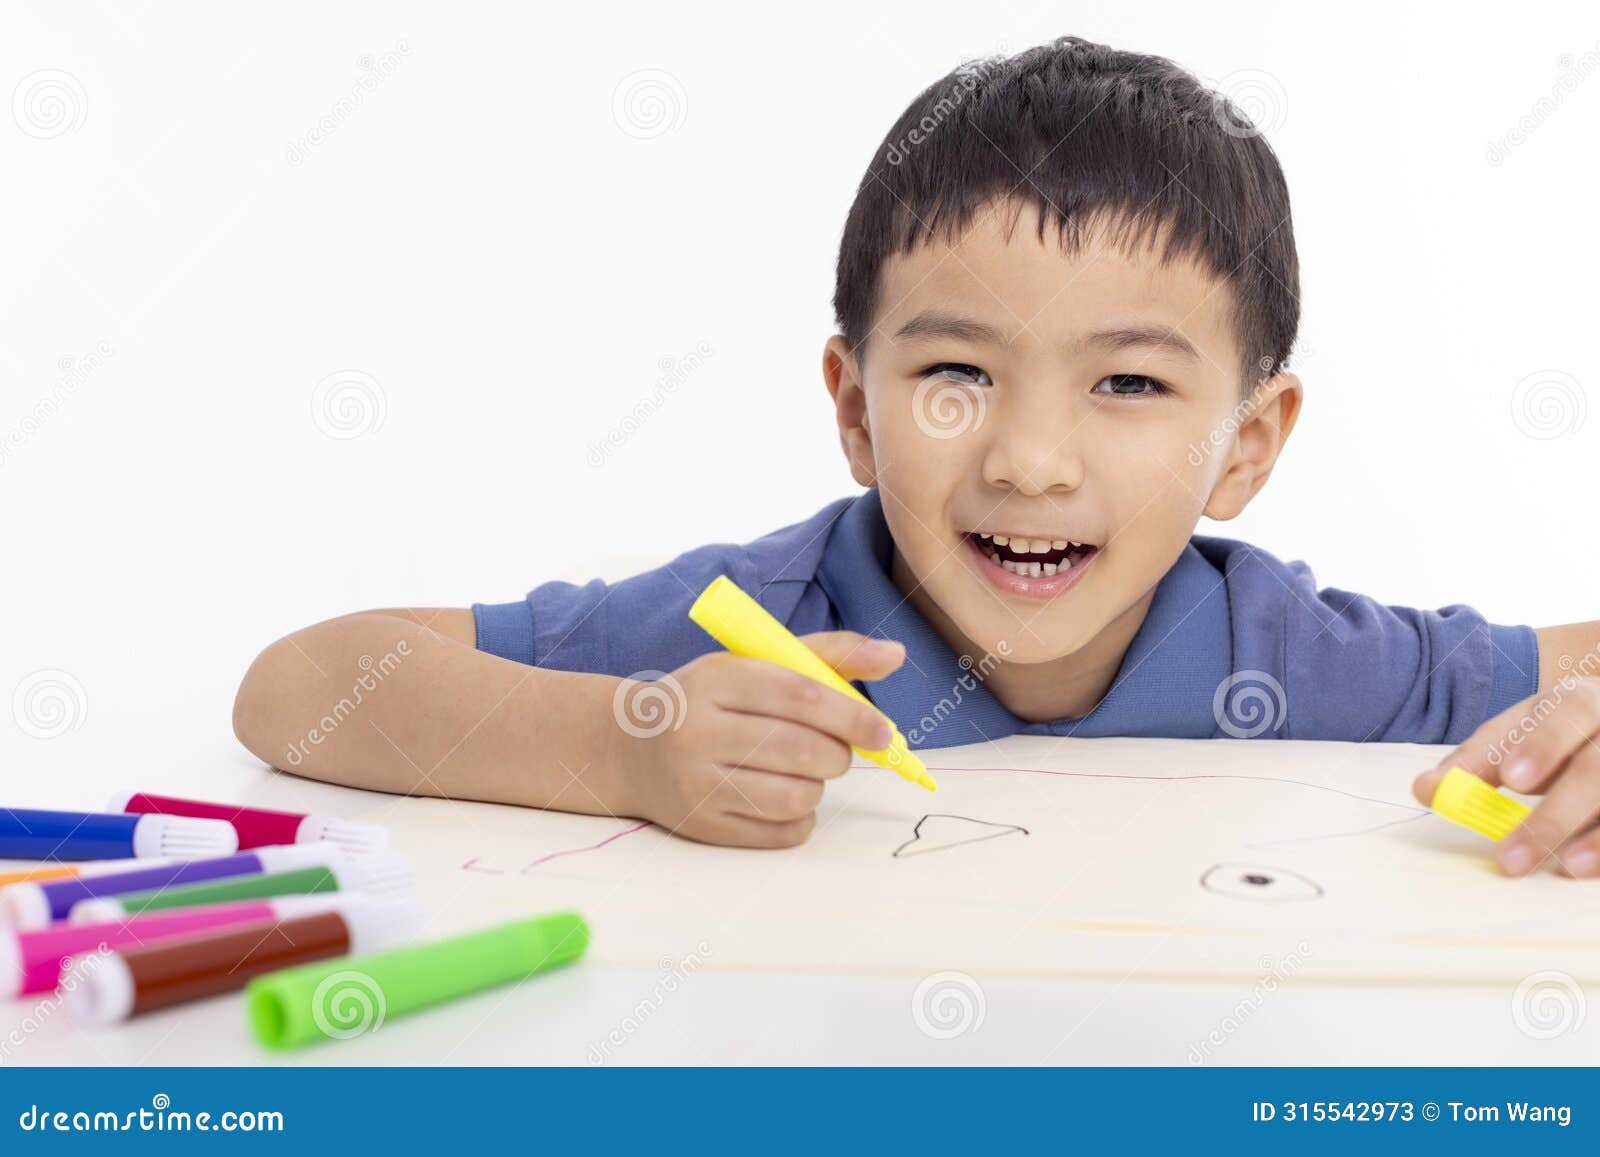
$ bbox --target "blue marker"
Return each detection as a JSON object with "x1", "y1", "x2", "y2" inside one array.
[{"x1": 0, "y1": 808, "x2": 236, "y2": 864}]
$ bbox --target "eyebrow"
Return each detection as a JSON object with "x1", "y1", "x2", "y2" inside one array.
[{"x1": 891, "y1": 310, "x2": 1201, "y2": 362}]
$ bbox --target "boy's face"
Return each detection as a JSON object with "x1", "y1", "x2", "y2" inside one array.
[{"x1": 825, "y1": 198, "x2": 1299, "y2": 668}]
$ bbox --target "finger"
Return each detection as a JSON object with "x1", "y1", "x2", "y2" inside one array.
[
  {"x1": 706, "y1": 810, "x2": 816, "y2": 849},
  {"x1": 715, "y1": 715, "x2": 853, "y2": 781},
  {"x1": 713, "y1": 766, "x2": 826, "y2": 822},
  {"x1": 1497, "y1": 745, "x2": 1600, "y2": 876},
  {"x1": 1414, "y1": 704, "x2": 1529, "y2": 803},
  {"x1": 798, "y1": 631, "x2": 906, "y2": 682},
  {"x1": 1493, "y1": 681, "x2": 1600, "y2": 795},
  {"x1": 1550, "y1": 822, "x2": 1600, "y2": 879},
  {"x1": 1410, "y1": 692, "x2": 1553, "y2": 805},
  {"x1": 1421, "y1": 681, "x2": 1600, "y2": 804},
  {"x1": 713, "y1": 661, "x2": 895, "y2": 753}
]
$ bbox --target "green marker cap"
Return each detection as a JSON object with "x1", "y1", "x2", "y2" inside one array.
[{"x1": 245, "y1": 910, "x2": 590, "y2": 1050}]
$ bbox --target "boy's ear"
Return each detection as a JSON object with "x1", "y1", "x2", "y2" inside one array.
[
  {"x1": 823, "y1": 335, "x2": 878, "y2": 487},
  {"x1": 1204, "y1": 372, "x2": 1303, "y2": 521}
]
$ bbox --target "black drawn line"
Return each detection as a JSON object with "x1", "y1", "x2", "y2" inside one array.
[{"x1": 893, "y1": 813, "x2": 1030, "y2": 859}]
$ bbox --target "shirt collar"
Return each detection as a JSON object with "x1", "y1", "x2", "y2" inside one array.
[{"x1": 815, "y1": 487, "x2": 1231, "y2": 747}]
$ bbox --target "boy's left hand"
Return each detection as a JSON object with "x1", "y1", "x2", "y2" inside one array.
[{"x1": 1413, "y1": 677, "x2": 1600, "y2": 878}]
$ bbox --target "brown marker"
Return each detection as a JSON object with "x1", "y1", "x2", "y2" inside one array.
[{"x1": 64, "y1": 895, "x2": 423, "y2": 1024}]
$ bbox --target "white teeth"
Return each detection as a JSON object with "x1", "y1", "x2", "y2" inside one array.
[
  {"x1": 1051, "y1": 540, "x2": 1067, "y2": 551},
  {"x1": 1026, "y1": 538, "x2": 1045, "y2": 555},
  {"x1": 992, "y1": 535, "x2": 1009, "y2": 546},
  {"x1": 988, "y1": 551, "x2": 1001, "y2": 565},
  {"x1": 1058, "y1": 555, "x2": 1073, "y2": 570},
  {"x1": 1042, "y1": 562, "x2": 1057, "y2": 576},
  {"x1": 1029, "y1": 561, "x2": 1042, "y2": 577},
  {"x1": 1000, "y1": 560, "x2": 1018, "y2": 574}
]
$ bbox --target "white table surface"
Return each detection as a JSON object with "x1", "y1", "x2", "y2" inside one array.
[{"x1": 4, "y1": 714, "x2": 1598, "y2": 1067}]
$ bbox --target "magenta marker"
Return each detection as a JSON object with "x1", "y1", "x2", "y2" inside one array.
[
  {"x1": 0, "y1": 894, "x2": 362, "y2": 997},
  {"x1": 0, "y1": 844, "x2": 343, "y2": 930},
  {"x1": 108, "y1": 791, "x2": 387, "y2": 853}
]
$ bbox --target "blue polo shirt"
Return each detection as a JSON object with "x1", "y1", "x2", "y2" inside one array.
[{"x1": 472, "y1": 488, "x2": 1537, "y2": 747}]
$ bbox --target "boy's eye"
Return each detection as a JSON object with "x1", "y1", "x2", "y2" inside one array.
[
  {"x1": 921, "y1": 362, "x2": 992, "y2": 387},
  {"x1": 1091, "y1": 373, "x2": 1171, "y2": 397}
]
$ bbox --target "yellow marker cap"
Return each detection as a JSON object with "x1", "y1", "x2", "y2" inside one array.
[
  {"x1": 688, "y1": 575, "x2": 937, "y2": 792},
  {"x1": 1431, "y1": 766, "x2": 1532, "y2": 842}
]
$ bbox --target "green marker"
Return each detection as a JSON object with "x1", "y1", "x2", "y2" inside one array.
[
  {"x1": 67, "y1": 852, "x2": 413, "y2": 923},
  {"x1": 245, "y1": 910, "x2": 589, "y2": 1050}
]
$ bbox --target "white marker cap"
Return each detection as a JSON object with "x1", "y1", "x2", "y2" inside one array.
[
  {"x1": 0, "y1": 931, "x2": 21, "y2": 998},
  {"x1": 0, "y1": 883, "x2": 53, "y2": 931},
  {"x1": 251, "y1": 843, "x2": 348, "y2": 873},
  {"x1": 294, "y1": 814, "x2": 390, "y2": 853},
  {"x1": 66, "y1": 895, "x2": 128, "y2": 925},
  {"x1": 332, "y1": 896, "x2": 425, "y2": 954},
  {"x1": 62, "y1": 951, "x2": 134, "y2": 1026},
  {"x1": 130, "y1": 814, "x2": 238, "y2": 859},
  {"x1": 326, "y1": 851, "x2": 414, "y2": 897}
]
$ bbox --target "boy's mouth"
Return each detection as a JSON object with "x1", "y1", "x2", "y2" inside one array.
[
  {"x1": 962, "y1": 530, "x2": 1097, "y2": 577},
  {"x1": 959, "y1": 528, "x2": 1101, "y2": 601}
]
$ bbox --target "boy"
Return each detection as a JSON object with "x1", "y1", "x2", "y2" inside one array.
[{"x1": 233, "y1": 37, "x2": 1600, "y2": 877}]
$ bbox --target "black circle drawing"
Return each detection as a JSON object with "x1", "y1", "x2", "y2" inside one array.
[{"x1": 1199, "y1": 862, "x2": 1324, "y2": 902}]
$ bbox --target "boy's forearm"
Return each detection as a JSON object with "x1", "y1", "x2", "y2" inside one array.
[{"x1": 231, "y1": 612, "x2": 635, "y2": 818}]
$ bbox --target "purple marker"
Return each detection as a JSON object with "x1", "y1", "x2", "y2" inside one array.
[{"x1": 0, "y1": 845, "x2": 343, "y2": 930}]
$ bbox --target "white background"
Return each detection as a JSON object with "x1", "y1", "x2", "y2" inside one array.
[{"x1": 3, "y1": 2, "x2": 1598, "y2": 775}]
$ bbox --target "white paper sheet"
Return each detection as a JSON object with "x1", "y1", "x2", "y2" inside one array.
[{"x1": 358, "y1": 736, "x2": 1600, "y2": 984}]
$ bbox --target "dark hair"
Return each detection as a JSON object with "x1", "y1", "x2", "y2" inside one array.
[{"x1": 832, "y1": 36, "x2": 1300, "y2": 388}]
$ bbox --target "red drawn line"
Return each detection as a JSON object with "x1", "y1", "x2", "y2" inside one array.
[
  {"x1": 519, "y1": 820, "x2": 651, "y2": 873},
  {"x1": 873, "y1": 764, "x2": 1426, "y2": 814}
]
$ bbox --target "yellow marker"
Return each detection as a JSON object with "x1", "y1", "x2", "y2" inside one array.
[
  {"x1": 1431, "y1": 767, "x2": 1532, "y2": 841},
  {"x1": 689, "y1": 575, "x2": 937, "y2": 791},
  {"x1": 0, "y1": 864, "x2": 82, "y2": 888},
  {"x1": 0, "y1": 861, "x2": 148, "y2": 888}
]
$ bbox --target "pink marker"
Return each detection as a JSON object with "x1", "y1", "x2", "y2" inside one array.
[
  {"x1": 0, "y1": 894, "x2": 358, "y2": 997},
  {"x1": 107, "y1": 791, "x2": 387, "y2": 853}
]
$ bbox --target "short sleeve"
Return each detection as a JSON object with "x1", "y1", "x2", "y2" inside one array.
[
  {"x1": 470, "y1": 546, "x2": 754, "y2": 678},
  {"x1": 470, "y1": 500, "x2": 852, "y2": 678},
  {"x1": 1203, "y1": 538, "x2": 1539, "y2": 744}
]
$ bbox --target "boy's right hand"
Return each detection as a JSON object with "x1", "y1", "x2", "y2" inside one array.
[{"x1": 612, "y1": 631, "x2": 907, "y2": 848}]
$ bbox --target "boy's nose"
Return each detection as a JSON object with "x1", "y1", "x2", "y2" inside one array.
[{"x1": 978, "y1": 403, "x2": 1087, "y2": 496}]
